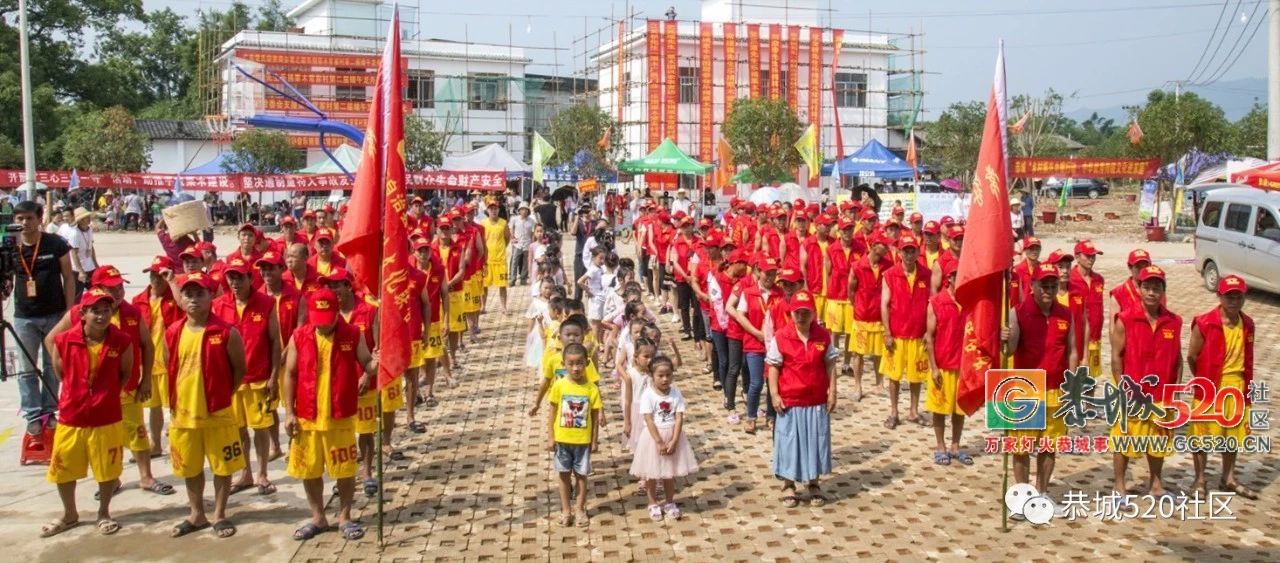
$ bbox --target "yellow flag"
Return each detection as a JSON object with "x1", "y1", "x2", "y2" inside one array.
[{"x1": 793, "y1": 124, "x2": 820, "y2": 180}]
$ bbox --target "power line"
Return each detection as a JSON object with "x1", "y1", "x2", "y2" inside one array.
[
  {"x1": 1189, "y1": 0, "x2": 1253, "y2": 83},
  {"x1": 1183, "y1": 0, "x2": 1233, "y2": 82},
  {"x1": 1196, "y1": 6, "x2": 1268, "y2": 85},
  {"x1": 932, "y1": 27, "x2": 1216, "y2": 50}
]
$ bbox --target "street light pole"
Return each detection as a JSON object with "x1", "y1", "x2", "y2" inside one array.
[{"x1": 18, "y1": 0, "x2": 39, "y2": 201}]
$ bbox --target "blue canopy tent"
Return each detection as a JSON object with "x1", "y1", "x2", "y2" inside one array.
[
  {"x1": 833, "y1": 139, "x2": 916, "y2": 180},
  {"x1": 184, "y1": 152, "x2": 235, "y2": 174}
]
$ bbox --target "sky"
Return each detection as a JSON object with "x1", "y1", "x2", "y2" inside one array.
[{"x1": 146, "y1": 0, "x2": 1270, "y2": 119}]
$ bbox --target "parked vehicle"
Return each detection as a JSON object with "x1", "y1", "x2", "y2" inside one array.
[
  {"x1": 1043, "y1": 178, "x2": 1109, "y2": 199},
  {"x1": 1194, "y1": 185, "x2": 1280, "y2": 294}
]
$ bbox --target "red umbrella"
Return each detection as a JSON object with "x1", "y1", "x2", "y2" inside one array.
[{"x1": 1233, "y1": 161, "x2": 1280, "y2": 190}]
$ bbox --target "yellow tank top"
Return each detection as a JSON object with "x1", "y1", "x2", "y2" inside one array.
[
  {"x1": 317, "y1": 257, "x2": 333, "y2": 276},
  {"x1": 1056, "y1": 292, "x2": 1070, "y2": 308},
  {"x1": 1222, "y1": 323, "x2": 1244, "y2": 377},
  {"x1": 173, "y1": 325, "x2": 235, "y2": 429},
  {"x1": 149, "y1": 298, "x2": 167, "y2": 377},
  {"x1": 484, "y1": 219, "x2": 508, "y2": 259},
  {"x1": 301, "y1": 331, "x2": 337, "y2": 431},
  {"x1": 87, "y1": 343, "x2": 103, "y2": 383},
  {"x1": 926, "y1": 249, "x2": 940, "y2": 269}
]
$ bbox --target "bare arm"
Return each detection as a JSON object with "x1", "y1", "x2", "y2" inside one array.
[
  {"x1": 1109, "y1": 318, "x2": 1126, "y2": 382},
  {"x1": 880, "y1": 282, "x2": 894, "y2": 351},
  {"x1": 266, "y1": 305, "x2": 282, "y2": 397},
  {"x1": 226, "y1": 329, "x2": 247, "y2": 389},
  {"x1": 282, "y1": 340, "x2": 298, "y2": 436},
  {"x1": 136, "y1": 316, "x2": 155, "y2": 401},
  {"x1": 1186, "y1": 325, "x2": 1204, "y2": 377},
  {"x1": 924, "y1": 304, "x2": 940, "y2": 382},
  {"x1": 60, "y1": 253, "x2": 75, "y2": 309}
]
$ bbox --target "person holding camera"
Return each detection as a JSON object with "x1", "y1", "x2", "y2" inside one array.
[{"x1": 7, "y1": 200, "x2": 76, "y2": 436}]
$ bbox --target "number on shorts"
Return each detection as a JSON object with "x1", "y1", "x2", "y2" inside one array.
[
  {"x1": 330, "y1": 445, "x2": 357, "y2": 465},
  {"x1": 361, "y1": 406, "x2": 375, "y2": 420},
  {"x1": 222, "y1": 441, "x2": 243, "y2": 461}
]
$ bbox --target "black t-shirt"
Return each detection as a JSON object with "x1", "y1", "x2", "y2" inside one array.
[
  {"x1": 13, "y1": 231, "x2": 71, "y2": 318},
  {"x1": 534, "y1": 202, "x2": 558, "y2": 231}
]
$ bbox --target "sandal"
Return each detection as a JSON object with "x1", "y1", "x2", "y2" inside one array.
[
  {"x1": 93, "y1": 481, "x2": 119, "y2": 501},
  {"x1": 408, "y1": 421, "x2": 427, "y2": 434},
  {"x1": 388, "y1": 450, "x2": 407, "y2": 462},
  {"x1": 953, "y1": 452, "x2": 975, "y2": 466},
  {"x1": 363, "y1": 479, "x2": 379, "y2": 496},
  {"x1": 425, "y1": 396, "x2": 439, "y2": 408},
  {"x1": 293, "y1": 522, "x2": 326, "y2": 541},
  {"x1": 257, "y1": 482, "x2": 278, "y2": 496},
  {"x1": 96, "y1": 518, "x2": 120, "y2": 536},
  {"x1": 807, "y1": 486, "x2": 827, "y2": 507},
  {"x1": 933, "y1": 451, "x2": 951, "y2": 466},
  {"x1": 1220, "y1": 480, "x2": 1260, "y2": 500},
  {"x1": 40, "y1": 518, "x2": 79, "y2": 538},
  {"x1": 1190, "y1": 482, "x2": 1210, "y2": 499},
  {"x1": 228, "y1": 481, "x2": 254, "y2": 495},
  {"x1": 339, "y1": 521, "x2": 365, "y2": 541},
  {"x1": 647, "y1": 503, "x2": 664, "y2": 522},
  {"x1": 170, "y1": 519, "x2": 210, "y2": 538},
  {"x1": 662, "y1": 502, "x2": 682, "y2": 520},
  {"x1": 883, "y1": 416, "x2": 899, "y2": 430},
  {"x1": 213, "y1": 519, "x2": 236, "y2": 539},
  {"x1": 142, "y1": 481, "x2": 176, "y2": 495},
  {"x1": 574, "y1": 510, "x2": 589, "y2": 527},
  {"x1": 556, "y1": 513, "x2": 574, "y2": 526},
  {"x1": 781, "y1": 494, "x2": 801, "y2": 508},
  {"x1": 913, "y1": 414, "x2": 931, "y2": 427}
]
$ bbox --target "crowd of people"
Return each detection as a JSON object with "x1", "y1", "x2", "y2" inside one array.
[{"x1": 3, "y1": 183, "x2": 1262, "y2": 540}]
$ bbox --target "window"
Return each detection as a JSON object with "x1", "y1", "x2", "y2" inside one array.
[
  {"x1": 335, "y1": 67, "x2": 367, "y2": 101},
  {"x1": 623, "y1": 71, "x2": 632, "y2": 105},
  {"x1": 1223, "y1": 203, "x2": 1252, "y2": 233},
  {"x1": 473, "y1": 141, "x2": 504, "y2": 150},
  {"x1": 1201, "y1": 201, "x2": 1223, "y2": 228},
  {"x1": 1255, "y1": 208, "x2": 1280, "y2": 242},
  {"x1": 758, "y1": 70, "x2": 789, "y2": 100},
  {"x1": 407, "y1": 70, "x2": 434, "y2": 109},
  {"x1": 469, "y1": 73, "x2": 508, "y2": 111},
  {"x1": 679, "y1": 67, "x2": 698, "y2": 104},
  {"x1": 835, "y1": 72, "x2": 867, "y2": 108}
]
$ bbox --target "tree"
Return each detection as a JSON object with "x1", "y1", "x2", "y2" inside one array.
[
  {"x1": 0, "y1": 135, "x2": 22, "y2": 168},
  {"x1": 924, "y1": 101, "x2": 986, "y2": 182},
  {"x1": 98, "y1": 8, "x2": 195, "y2": 108},
  {"x1": 223, "y1": 129, "x2": 303, "y2": 174},
  {"x1": 1230, "y1": 102, "x2": 1266, "y2": 159},
  {"x1": 404, "y1": 114, "x2": 451, "y2": 170},
  {"x1": 1009, "y1": 89, "x2": 1072, "y2": 159},
  {"x1": 62, "y1": 106, "x2": 151, "y2": 172},
  {"x1": 720, "y1": 98, "x2": 803, "y2": 184},
  {"x1": 255, "y1": 0, "x2": 294, "y2": 32},
  {"x1": 1131, "y1": 90, "x2": 1232, "y2": 163},
  {"x1": 546, "y1": 104, "x2": 623, "y2": 177}
]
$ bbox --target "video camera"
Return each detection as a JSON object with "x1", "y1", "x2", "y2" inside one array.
[{"x1": 0, "y1": 223, "x2": 21, "y2": 292}]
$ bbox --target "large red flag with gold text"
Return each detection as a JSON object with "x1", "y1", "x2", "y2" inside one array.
[
  {"x1": 336, "y1": 11, "x2": 412, "y2": 389},
  {"x1": 955, "y1": 43, "x2": 1014, "y2": 415}
]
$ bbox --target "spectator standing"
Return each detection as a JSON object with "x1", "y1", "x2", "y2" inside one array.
[
  {"x1": 1020, "y1": 189, "x2": 1036, "y2": 237},
  {"x1": 66, "y1": 207, "x2": 99, "y2": 296},
  {"x1": 124, "y1": 191, "x2": 143, "y2": 231},
  {"x1": 509, "y1": 202, "x2": 535, "y2": 285},
  {"x1": 534, "y1": 192, "x2": 559, "y2": 231},
  {"x1": 671, "y1": 189, "x2": 693, "y2": 217},
  {"x1": 8, "y1": 201, "x2": 76, "y2": 436}
]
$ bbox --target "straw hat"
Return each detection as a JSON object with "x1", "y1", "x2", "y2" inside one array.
[{"x1": 73, "y1": 207, "x2": 94, "y2": 224}]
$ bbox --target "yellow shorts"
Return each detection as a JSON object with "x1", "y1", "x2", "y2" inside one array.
[
  {"x1": 47, "y1": 422, "x2": 124, "y2": 484},
  {"x1": 410, "y1": 340, "x2": 426, "y2": 369},
  {"x1": 141, "y1": 366, "x2": 167, "y2": 409},
  {"x1": 823, "y1": 299, "x2": 851, "y2": 334},
  {"x1": 1008, "y1": 389, "x2": 1068, "y2": 442},
  {"x1": 1085, "y1": 341, "x2": 1102, "y2": 378},
  {"x1": 926, "y1": 369, "x2": 961, "y2": 416},
  {"x1": 121, "y1": 401, "x2": 151, "y2": 453},
  {"x1": 849, "y1": 320, "x2": 886, "y2": 357},
  {"x1": 355, "y1": 378, "x2": 404, "y2": 434},
  {"x1": 425, "y1": 321, "x2": 445, "y2": 360},
  {"x1": 447, "y1": 291, "x2": 467, "y2": 332},
  {"x1": 465, "y1": 277, "x2": 483, "y2": 312},
  {"x1": 1188, "y1": 375, "x2": 1251, "y2": 441},
  {"x1": 881, "y1": 337, "x2": 929, "y2": 383},
  {"x1": 1110, "y1": 413, "x2": 1175, "y2": 459},
  {"x1": 813, "y1": 296, "x2": 826, "y2": 322},
  {"x1": 231, "y1": 386, "x2": 275, "y2": 430},
  {"x1": 484, "y1": 259, "x2": 508, "y2": 288},
  {"x1": 287, "y1": 422, "x2": 358, "y2": 481},
  {"x1": 169, "y1": 425, "x2": 246, "y2": 478}
]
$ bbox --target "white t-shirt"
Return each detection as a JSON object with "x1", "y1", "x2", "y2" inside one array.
[
  {"x1": 639, "y1": 385, "x2": 686, "y2": 430},
  {"x1": 525, "y1": 296, "x2": 549, "y2": 321},
  {"x1": 509, "y1": 215, "x2": 535, "y2": 250},
  {"x1": 582, "y1": 236, "x2": 599, "y2": 263},
  {"x1": 66, "y1": 226, "x2": 97, "y2": 272},
  {"x1": 583, "y1": 264, "x2": 604, "y2": 297},
  {"x1": 765, "y1": 329, "x2": 839, "y2": 366},
  {"x1": 671, "y1": 197, "x2": 692, "y2": 217}
]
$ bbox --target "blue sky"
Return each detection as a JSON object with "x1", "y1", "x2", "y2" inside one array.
[{"x1": 146, "y1": 0, "x2": 1269, "y2": 118}]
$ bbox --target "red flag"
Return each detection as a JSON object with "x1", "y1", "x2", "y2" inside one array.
[
  {"x1": 336, "y1": 10, "x2": 412, "y2": 389},
  {"x1": 955, "y1": 43, "x2": 1014, "y2": 415},
  {"x1": 1127, "y1": 120, "x2": 1143, "y2": 145},
  {"x1": 905, "y1": 129, "x2": 919, "y2": 181},
  {"x1": 1008, "y1": 111, "x2": 1029, "y2": 135}
]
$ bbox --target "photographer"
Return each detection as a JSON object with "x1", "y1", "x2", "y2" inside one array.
[{"x1": 6, "y1": 200, "x2": 76, "y2": 436}]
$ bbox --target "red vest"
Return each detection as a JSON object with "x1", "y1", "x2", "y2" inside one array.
[
  {"x1": 1109, "y1": 278, "x2": 1164, "y2": 318},
  {"x1": 738, "y1": 280, "x2": 784, "y2": 353},
  {"x1": 930, "y1": 291, "x2": 963, "y2": 371},
  {"x1": 803, "y1": 236, "x2": 825, "y2": 292},
  {"x1": 68, "y1": 302, "x2": 145, "y2": 392},
  {"x1": 343, "y1": 301, "x2": 378, "y2": 349},
  {"x1": 1193, "y1": 307, "x2": 1255, "y2": 404},
  {"x1": 725, "y1": 277, "x2": 749, "y2": 341},
  {"x1": 164, "y1": 317, "x2": 236, "y2": 413},
  {"x1": 434, "y1": 242, "x2": 464, "y2": 291},
  {"x1": 131, "y1": 286, "x2": 182, "y2": 335},
  {"x1": 265, "y1": 283, "x2": 302, "y2": 348},
  {"x1": 54, "y1": 326, "x2": 132, "y2": 427},
  {"x1": 672, "y1": 236, "x2": 696, "y2": 283},
  {"x1": 307, "y1": 253, "x2": 347, "y2": 272},
  {"x1": 1119, "y1": 306, "x2": 1183, "y2": 403},
  {"x1": 883, "y1": 264, "x2": 931, "y2": 339},
  {"x1": 936, "y1": 250, "x2": 959, "y2": 289},
  {"x1": 851, "y1": 255, "x2": 893, "y2": 322},
  {"x1": 760, "y1": 226, "x2": 782, "y2": 259},
  {"x1": 293, "y1": 321, "x2": 363, "y2": 420},
  {"x1": 824, "y1": 239, "x2": 862, "y2": 300},
  {"x1": 1013, "y1": 300, "x2": 1072, "y2": 391},
  {"x1": 212, "y1": 291, "x2": 276, "y2": 384},
  {"x1": 406, "y1": 267, "x2": 426, "y2": 339},
  {"x1": 420, "y1": 253, "x2": 446, "y2": 325},
  {"x1": 1068, "y1": 267, "x2": 1105, "y2": 342},
  {"x1": 773, "y1": 322, "x2": 833, "y2": 407},
  {"x1": 782, "y1": 232, "x2": 803, "y2": 270}
]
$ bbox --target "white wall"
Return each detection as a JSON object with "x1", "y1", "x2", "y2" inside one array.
[{"x1": 146, "y1": 139, "x2": 225, "y2": 174}]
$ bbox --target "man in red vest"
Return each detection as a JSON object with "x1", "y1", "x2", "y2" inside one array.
[
  {"x1": 213, "y1": 257, "x2": 282, "y2": 496},
  {"x1": 848, "y1": 234, "x2": 893, "y2": 404},
  {"x1": 132, "y1": 256, "x2": 182, "y2": 458},
  {"x1": 283, "y1": 289, "x2": 378, "y2": 541},
  {"x1": 925, "y1": 262, "x2": 970, "y2": 465},
  {"x1": 41, "y1": 288, "x2": 135, "y2": 537},
  {"x1": 823, "y1": 219, "x2": 863, "y2": 376},
  {"x1": 166, "y1": 272, "x2": 248, "y2": 538},
  {"x1": 1109, "y1": 265, "x2": 1182, "y2": 502},
  {"x1": 1069, "y1": 240, "x2": 1106, "y2": 380},
  {"x1": 256, "y1": 249, "x2": 303, "y2": 460},
  {"x1": 1187, "y1": 275, "x2": 1260, "y2": 500},
  {"x1": 283, "y1": 242, "x2": 321, "y2": 294},
  {"x1": 1109, "y1": 248, "x2": 1157, "y2": 320},
  {"x1": 879, "y1": 236, "x2": 932, "y2": 429}
]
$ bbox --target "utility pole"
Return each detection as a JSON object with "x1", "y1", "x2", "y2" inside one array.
[
  {"x1": 18, "y1": 0, "x2": 38, "y2": 201},
  {"x1": 1269, "y1": 0, "x2": 1280, "y2": 160}
]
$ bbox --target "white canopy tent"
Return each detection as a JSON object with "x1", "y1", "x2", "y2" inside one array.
[{"x1": 441, "y1": 143, "x2": 530, "y2": 174}]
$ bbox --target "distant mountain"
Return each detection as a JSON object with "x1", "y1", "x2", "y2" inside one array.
[{"x1": 1065, "y1": 77, "x2": 1266, "y2": 123}]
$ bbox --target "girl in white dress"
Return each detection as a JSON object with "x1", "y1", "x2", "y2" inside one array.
[{"x1": 629, "y1": 355, "x2": 699, "y2": 521}]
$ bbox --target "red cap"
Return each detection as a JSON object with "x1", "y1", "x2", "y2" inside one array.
[
  {"x1": 679, "y1": 216, "x2": 694, "y2": 227},
  {"x1": 90, "y1": 265, "x2": 127, "y2": 287},
  {"x1": 302, "y1": 210, "x2": 316, "y2": 219},
  {"x1": 307, "y1": 288, "x2": 340, "y2": 326},
  {"x1": 941, "y1": 259, "x2": 959, "y2": 279},
  {"x1": 413, "y1": 238, "x2": 433, "y2": 251},
  {"x1": 891, "y1": 205, "x2": 905, "y2": 216},
  {"x1": 1137, "y1": 265, "x2": 1166, "y2": 283},
  {"x1": 177, "y1": 272, "x2": 216, "y2": 292},
  {"x1": 1022, "y1": 236, "x2": 1042, "y2": 249},
  {"x1": 703, "y1": 232, "x2": 728, "y2": 248},
  {"x1": 255, "y1": 251, "x2": 284, "y2": 268},
  {"x1": 824, "y1": 205, "x2": 839, "y2": 216},
  {"x1": 778, "y1": 268, "x2": 803, "y2": 284},
  {"x1": 909, "y1": 212, "x2": 923, "y2": 224},
  {"x1": 789, "y1": 290, "x2": 817, "y2": 313},
  {"x1": 838, "y1": 218, "x2": 856, "y2": 231},
  {"x1": 699, "y1": 218, "x2": 713, "y2": 230},
  {"x1": 839, "y1": 200, "x2": 855, "y2": 211},
  {"x1": 314, "y1": 229, "x2": 335, "y2": 243},
  {"x1": 940, "y1": 215, "x2": 955, "y2": 226},
  {"x1": 323, "y1": 204, "x2": 335, "y2": 214},
  {"x1": 197, "y1": 242, "x2": 217, "y2": 255},
  {"x1": 280, "y1": 215, "x2": 297, "y2": 226},
  {"x1": 725, "y1": 249, "x2": 750, "y2": 265},
  {"x1": 144, "y1": 255, "x2": 176, "y2": 274},
  {"x1": 237, "y1": 222, "x2": 258, "y2": 234},
  {"x1": 923, "y1": 221, "x2": 941, "y2": 235},
  {"x1": 792, "y1": 198, "x2": 806, "y2": 208},
  {"x1": 1046, "y1": 250, "x2": 1073, "y2": 265},
  {"x1": 860, "y1": 209, "x2": 878, "y2": 220},
  {"x1": 1127, "y1": 249, "x2": 1152, "y2": 267},
  {"x1": 1074, "y1": 240, "x2": 1102, "y2": 256},
  {"x1": 437, "y1": 217, "x2": 454, "y2": 229},
  {"x1": 412, "y1": 195, "x2": 424, "y2": 204},
  {"x1": 223, "y1": 257, "x2": 252, "y2": 276},
  {"x1": 898, "y1": 235, "x2": 920, "y2": 250},
  {"x1": 949, "y1": 225, "x2": 966, "y2": 239},
  {"x1": 1217, "y1": 275, "x2": 1247, "y2": 295},
  {"x1": 794, "y1": 213, "x2": 811, "y2": 222},
  {"x1": 756, "y1": 256, "x2": 781, "y2": 272},
  {"x1": 324, "y1": 268, "x2": 353, "y2": 284},
  {"x1": 79, "y1": 287, "x2": 115, "y2": 308},
  {"x1": 806, "y1": 203, "x2": 820, "y2": 215},
  {"x1": 1031, "y1": 263, "x2": 1061, "y2": 282},
  {"x1": 179, "y1": 247, "x2": 201, "y2": 261},
  {"x1": 815, "y1": 215, "x2": 834, "y2": 226}
]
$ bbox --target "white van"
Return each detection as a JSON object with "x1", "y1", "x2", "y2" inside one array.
[{"x1": 1194, "y1": 185, "x2": 1280, "y2": 293}]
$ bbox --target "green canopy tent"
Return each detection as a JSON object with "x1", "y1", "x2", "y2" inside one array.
[
  {"x1": 617, "y1": 138, "x2": 714, "y2": 208},
  {"x1": 296, "y1": 144, "x2": 362, "y2": 174}
]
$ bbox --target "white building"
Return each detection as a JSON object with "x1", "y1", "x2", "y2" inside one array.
[
  {"x1": 593, "y1": 0, "x2": 917, "y2": 184},
  {"x1": 136, "y1": 120, "x2": 222, "y2": 174},
  {"x1": 217, "y1": 0, "x2": 530, "y2": 166}
]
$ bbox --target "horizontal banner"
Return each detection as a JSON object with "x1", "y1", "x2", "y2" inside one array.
[
  {"x1": 265, "y1": 97, "x2": 413, "y2": 114},
  {"x1": 234, "y1": 49, "x2": 408, "y2": 70},
  {"x1": 0, "y1": 170, "x2": 507, "y2": 192},
  {"x1": 286, "y1": 134, "x2": 352, "y2": 149},
  {"x1": 1011, "y1": 157, "x2": 1161, "y2": 179}
]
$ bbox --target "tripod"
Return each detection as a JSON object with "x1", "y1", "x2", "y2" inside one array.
[{"x1": 0, "y1": 315, "x2": 41, "y2": 383}]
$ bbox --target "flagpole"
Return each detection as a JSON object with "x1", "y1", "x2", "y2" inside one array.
[{"x1": 999, "y1": 268, "x2": 1011, "y2": 533}]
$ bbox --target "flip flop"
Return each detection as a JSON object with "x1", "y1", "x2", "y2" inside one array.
[
  {"x1": 952, "y1": 452, "x2": 975, "y2": 466},
  {"x1": 228, "y1": 481, "x2": 254, "y2": 495},
  {"x1": 934, "y1": 451, "x2": 951, "y2": 465},
  {"x1": 914, "y1": 414, "x2": 931, "y2": 427},
  {"x1": 339, "y1": 521, "x2": 365, "y2": 540},
  {"x1": 781, "y1": 493, "x2": 801, "y2": 508},
  {"x1": 807, "y1": 488, "x2": 828, "y2": 507},
  {"x1": 40, "y1": 519, "x2": 79, "y2": 538},
  {"x1": 212, "y1": 519, "x2": 236, "y2": 539},
  {"x1": 574, "y1": 510, "x2": 589, "y2": 527},
  {"x1": 1220, "y1": 481, "x2": 1260, "y2": 500},
  {"x1": 363, "y1": 479, "x2": 379, "y2": 496},
  {"x1": 143, "y1": 481, "x2": 176, "y2": 495},
  {"x1": 257, "y1": 483, "x2": 278, "y2": 495},
  {"x1": 408, "y1": 421, "x2": 427, "y2": 434},
  {"x1": 171, "y1": 520, "x2": 210, "y2": 538},
  {"x1": 293, "y1": 522, "x2": 327, "y2": 540},
  {"x1": 96, "y1": 518, "x2": 120, "y2": 536},
  {"x1": 647, "y1": 504, "x2": 664, "y2": 522},
  {"x1": 883, "y1": 416, "x2": 899, "y2": 430},
  {"x1": 556, "y1": 513, "x2": 574, "y2": 526}
]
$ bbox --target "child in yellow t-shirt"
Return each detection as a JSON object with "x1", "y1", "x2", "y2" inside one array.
[
  {"x1": 529, "y1": 315, "x2": 600, "y2": 417},
  {"x1": 546, "y1": 343, "x2": 603, "y2": 527}
]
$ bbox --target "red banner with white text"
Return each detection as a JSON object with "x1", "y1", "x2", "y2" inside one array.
[
  {"x1": 787, "y1": 25, "x2": 800, "y2": 110},
  {"x1": 1010, "y1": 157, "x2": 1161, "y2": 179},
  {"x1": 808, "y1": 27, "x2": 823, "y2": 129},
  {"x1": 0, "y1": 170, "x2": 506, "y2": 192}
]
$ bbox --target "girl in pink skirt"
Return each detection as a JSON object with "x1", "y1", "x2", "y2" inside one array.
[{"x1": 629, "y1": 355, "x2": 699, "y2": 521}]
